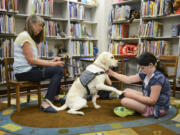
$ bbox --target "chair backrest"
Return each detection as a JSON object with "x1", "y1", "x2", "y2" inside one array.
[
  {"x1": 158, "y1": 56, "x2": 178, "y2": 79},
  {"x1": 4, "y1": 57, "x2": 14, "y2": 88}
]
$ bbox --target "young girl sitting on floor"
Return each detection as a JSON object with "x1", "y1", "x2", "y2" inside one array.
[{"x1": 107, "y1": 52, "x2": 171, "y2": 118}]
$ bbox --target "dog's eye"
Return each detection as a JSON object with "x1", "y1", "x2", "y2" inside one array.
[{"x1": 111, "y1": 56, "x2": 114, "y2": 59}]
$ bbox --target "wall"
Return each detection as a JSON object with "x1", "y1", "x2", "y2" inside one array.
[{"x1": 95, "y1": 0, "x2": 113, "y2": 54}]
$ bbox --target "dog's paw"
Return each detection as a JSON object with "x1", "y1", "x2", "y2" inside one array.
[
  {"x1": 84, "y1": 104, "x2": 88, "y2": 108},
  {"x1": 94, "y1": 105, "x2": 101, "y2": 109}
]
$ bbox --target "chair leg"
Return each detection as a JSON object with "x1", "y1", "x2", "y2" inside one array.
[
  {"x1": 118, "y1": 82, "x2": 123, "y2": 90},
  {"x1": 16, "y1": 85, "x2": 21, "y2": 112},
  {"x1": 7, "y1": 88, "x2": 11, "y2": 107},
  {"x1": 27, "y1": 89, "x2": 30, "y2": 103},
  {"x1": 172, "y1": 79, "x2": 176, "y2": 97},
  {"x1": 37, "y1": 85, "x2": 41, "y2": 106}
]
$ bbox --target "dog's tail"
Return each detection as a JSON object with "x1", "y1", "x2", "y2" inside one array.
[
  {"x1": 56, "y1": 104, "x2": 68, "y2": 111},
  {"x1": 45, "y1": 99, "x2": 68, "y2": 111}
]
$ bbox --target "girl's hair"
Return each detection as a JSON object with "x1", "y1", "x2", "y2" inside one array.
[
  {"x1": 137, "y1": 52, "x2": 167, "y2": 77},
  {"x1": 24, "y1": 15, "x2": 45, "y2": 44}
]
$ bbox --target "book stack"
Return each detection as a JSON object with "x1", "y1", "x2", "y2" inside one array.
[
  {"x1": 171, "y1": 24, "x2": 180, "y2": 36},
  {"x1": 0, "y1": 38, "x2": 14, "y2": 59},
  {"x1": 31, "y1": 0, "x2": 53, "y2": 16},
  {"x1": 45, "y1": 21, "x2": 61, "y2": 37},
  {"x1": 111, "y1": 5, "x2": 131, "y2": 21},
  {"x1": 71, "y1": 41, "x2": 94, "y2": 56},
  {"x1": 70, "y1": 23, "x2": 87, "y2": 38},
  {"x1": 139, "y1": 40, "x2": 170, "y2": 56},
  {"x1": 0, "y1": 0, "x2": 18, "y2": 12},
  {"x1": 142, "y1": 0, "x2": 166, "y2": 17},
  {"x1": 139, "y1": 21, "x2": 163, "y2": 37},
  {"x1": 38, "y1": 41, "x2": 49, "y2": 58},
  {"x1": 0, "y1": 15, "x2": 16, "y2": 34},
  {"x1": 111, "y1": 24, "x2": 129, "y2": 38},
  {"x1": 69, "y1": 2, "x2": 85, "y2": 20}
]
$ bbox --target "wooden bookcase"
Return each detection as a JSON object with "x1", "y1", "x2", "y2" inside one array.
[
  {"x1": 0, "y1": 0, "x2": 99, "y2": 91},
  {"x1": 109, "y1": 0, "x2": 180, "y2": 93}
]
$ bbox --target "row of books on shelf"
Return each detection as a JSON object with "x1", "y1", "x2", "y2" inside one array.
[
  {"x1": 0, "y1": 38, "x2": 14, "y2": 58},
  {"x1": 142, "y1": 0, "x2": 170, "y2": 17},
  {"x1": 111, "y1": 0, "x2": 170, "y2": 19},
  {"x1": 108, "y1": 40, "x2": 170, "y2": 57},
  {"x1": 0, "y1": 65, "x2": 15, "y2": 83},
  {"x1": 72, "y1": 59, "x2": 82, "y2": 76},
  {"x1": 70, "y1": 0, "x2": 97, "y2": 5},
  {"x1": 0, "y1": 39, "x2": 50, "y2": 59},
  {"x1": 110, "y1": 5, "x2": 131, "y2": 21},
  {"x1": 111, "y1": 24, "x2": 129, "y2": 38},
  {"x1": 31, "y1": 0, "x2": 54, "y2": 16},
  {"x1": 0, "y1": 14, "x2": 16, "y2": 34},
  {"x1": 71, "y1": 40, "x2": 94, "y2": 56},
  {"x1": 38, "y1": 41, "x2": 49, "y2": 57},
  {"x1": 69, "y1": 2, "x2": 85, "y2": 20},
  {"x1": 0, "y1": 38, "x2": 96, "y2": 59},
  {"x1": 45, "y1": 21, "x2": 62, "y2": 37},
  {"x1": 138, "y1": 40, "x2": 170, "y2": 56},
  {"x1": 0, "y1": 14, "x2": 67, "y2": 37},
  {"x1": 72, "y1": 58, "x2": 92, "y2": 77},
  {"x1": 139, "y1": 20, "x2": 163, "y2": 37},
  {"x1": 70, "y1": 23, "x2": 90, "y2": 38},
  {"x1": 0, "y1": 0, "x2": 18, "y2": 12}
]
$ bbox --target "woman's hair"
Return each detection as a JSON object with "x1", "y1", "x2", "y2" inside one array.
[
  {"x1": 24, "y1": 15, "x2": 45, "y2": 44},
  {"x1": 137, "y1": 52, "x2": 167, "y2": 77}
]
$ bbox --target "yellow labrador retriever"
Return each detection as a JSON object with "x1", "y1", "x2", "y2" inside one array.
[{"x1": 47, "y1": 52, "x2": 122, "y2": 115}]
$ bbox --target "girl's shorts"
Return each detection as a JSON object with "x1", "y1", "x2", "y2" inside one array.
[{"x1": 142, "y1": 106, "x2": 168, "y2": 117}]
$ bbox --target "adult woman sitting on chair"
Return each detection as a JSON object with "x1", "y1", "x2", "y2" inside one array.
[{"x1": 13, "y1": 15, "x2": 65, "y2": 113}]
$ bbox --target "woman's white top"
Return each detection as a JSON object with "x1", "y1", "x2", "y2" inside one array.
[{"x1": 13, "y1": 31, "x2": 38, "y2": 74}]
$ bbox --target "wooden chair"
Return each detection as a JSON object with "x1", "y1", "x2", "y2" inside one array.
[
  {"x1": 158, "y1": 56, "x2": 178, "y2": 97},
  {"x1": 4, "y1": 57, "x2": 41, "y2": 112},
  {"x1": 111, "y1": 55, "x2": 125, "y2": 90}
]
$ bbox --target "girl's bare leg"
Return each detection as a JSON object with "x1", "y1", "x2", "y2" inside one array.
[{"x1": 120, "y1": 97, "x2": 146, "y2": 113}]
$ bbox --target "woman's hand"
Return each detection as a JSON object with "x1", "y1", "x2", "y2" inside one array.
[
  {"x1": 54, "y1": 61, "x2": 64, "y2": 67},
  {"x1": 51, "y1": 57, "x2": 64, "y2": 67},
  {"x1": 52, "y1": 57, "x2": 61, "y2": 62}
]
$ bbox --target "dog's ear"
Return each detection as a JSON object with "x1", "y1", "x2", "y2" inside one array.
[{"x1": 99, "y1": 52, "x2": 109, "y2": 66}]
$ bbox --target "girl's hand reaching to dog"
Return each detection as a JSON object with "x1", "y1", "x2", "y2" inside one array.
[{"x1": 105, "y1": 69, "x2": 114, "y2": 77}]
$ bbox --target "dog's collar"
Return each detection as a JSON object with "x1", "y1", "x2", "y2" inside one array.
[{"x1": 93, "y1": 63, "x2": 106, "y2": 71}]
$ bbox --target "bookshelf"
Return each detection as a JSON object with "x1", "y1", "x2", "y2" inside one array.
[
  {"x1": 0, "y1": 0, "x2": 99, "y2": 85},
  {"x1": 110, "y1": 0, "x2": 180, "y2": 56},
  {"x1": 108, "y1": 0, "x2": 141, "y2": 77},
  {"x1": 68, "y1": 0, "x2": 98, "y2": 77},
  {"x1": 108, "y1": 0, "x2": 141, "y2": 56},
  {"x1": 109, "y1": 0, "x2": 180, "y2": 87}
]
